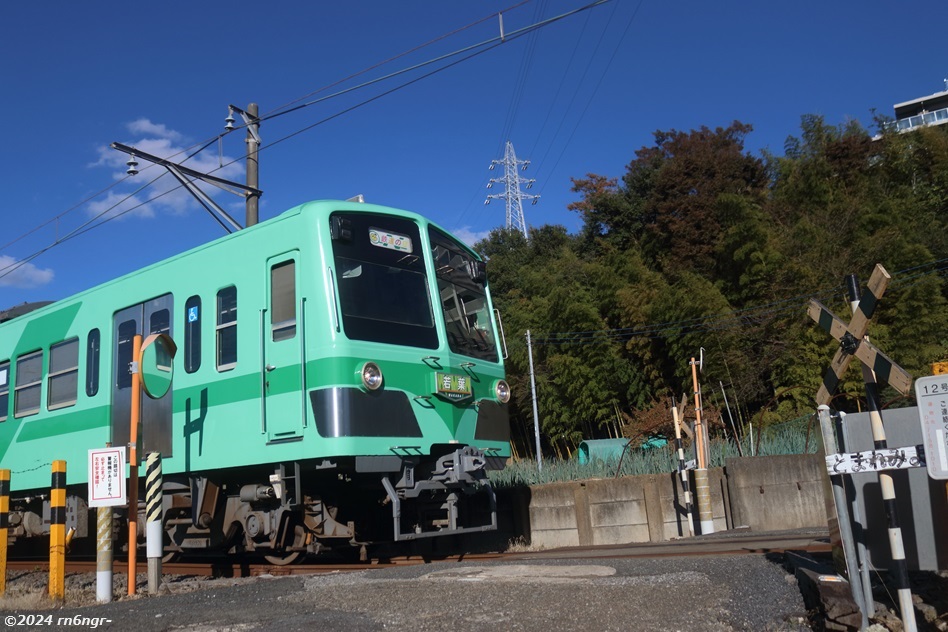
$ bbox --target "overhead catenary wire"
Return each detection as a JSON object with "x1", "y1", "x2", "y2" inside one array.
[
  {"x1": 534, "y1": 0, "x2": 642, "y2": 191},
  {"x1": 0, "y1": 1, "x2": 536, "y2": 260},
  {"x1": 451, "y1": 0, "x2": 638, "y2": 235},
  {"x1": 261, "y1": 0, "x2": 534, "y2": 122},
  {"x1": 0, "y1": 0, "x2": 613, "y2": 283},
  {"x1": 0, "y1": 139, "x2": 220, "y2": 280}
]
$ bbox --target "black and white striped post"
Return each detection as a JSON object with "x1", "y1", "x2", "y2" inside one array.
[
  {"x1": 671, "y1": 400, "x2": 694, "y2": 536},
  {"x1": 809, "y1": 264, "x2": 917, "y2": 632},
  {"x1": 845, "y1": 274, "x2": 916, "y2": 631},
  {"x1": 0, "y1": 469, "x2": 9, "y2": 596},
  {"x1": 145, "y1": 452, "x2": 163, "y2": 594}
]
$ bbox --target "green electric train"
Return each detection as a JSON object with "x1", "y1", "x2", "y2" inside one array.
[{"x1": 0, "y1": 199, "x2": 511, "y2": 562}]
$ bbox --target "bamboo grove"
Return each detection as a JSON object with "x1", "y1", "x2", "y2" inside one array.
[{"x1": 475, "y1": 116, "x2": 948, "y2": 460}]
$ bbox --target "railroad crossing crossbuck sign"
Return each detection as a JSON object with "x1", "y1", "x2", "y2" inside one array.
[{"x1": 808, "y1": 264, "x2": 913, "y2": 406}]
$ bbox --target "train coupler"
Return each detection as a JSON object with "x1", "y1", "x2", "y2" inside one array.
[{"x1": 381, "y1": 446, "x2": 497, "y2": 541}]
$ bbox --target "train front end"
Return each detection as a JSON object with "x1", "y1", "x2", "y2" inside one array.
[{"x1": 317, "y1": 206, "x2": 510, "y2": 542}]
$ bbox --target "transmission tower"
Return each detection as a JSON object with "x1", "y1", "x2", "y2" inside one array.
[{"x1": 485, "y1": 141, "x2": 539, "y2": 238}]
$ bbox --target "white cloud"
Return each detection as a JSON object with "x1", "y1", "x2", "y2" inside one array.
[
  {"x1": 126, "y1": 118, "x2": 184, "y2": 142},
  {"x1": 90, "y1": 119, "x2": 243, "y2": 220},
  {"x1": 452, "y1": 226, "x2": 490, "y2": 247},
  {"x1": 0, "y1": 255, "x2": 54, "y2": 288}
]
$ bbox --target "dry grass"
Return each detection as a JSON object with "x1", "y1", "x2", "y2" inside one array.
[
  {"x1": 0, "y1": 590, "x2": 59, "y2": 611},
  {"x1": 504, "y1": 536, "x2": 543, "y2": 553}
]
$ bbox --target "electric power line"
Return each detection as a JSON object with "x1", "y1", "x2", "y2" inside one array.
[
  {"x1": 518, "y1": 262, "x2": 948, "y2": 347},
  {"x1": 0, "y1": 0, "x2": 613, "y2": 283}
]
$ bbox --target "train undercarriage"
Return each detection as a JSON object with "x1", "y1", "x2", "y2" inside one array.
[{"x1": 4, "y1": 444, "x2": 499, "y2": 564}]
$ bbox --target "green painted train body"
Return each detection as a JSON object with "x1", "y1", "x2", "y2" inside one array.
[{"x1": 0, "y1": 200, "x2": 510, "y2": 557}]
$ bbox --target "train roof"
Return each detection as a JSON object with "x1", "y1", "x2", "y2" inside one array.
[
  {"x1": 0, "y1": 301, "x2": 54, "y2": 324},
  {"x1": 0, "y1": 199, "x2": 476, "y2": 328}
]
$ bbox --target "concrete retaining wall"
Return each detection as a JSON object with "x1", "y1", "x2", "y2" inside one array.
[
  {"x1": 506, "y1": 454, "x2": 825, "y2": 548},
  {"x1": 524, "y1": 468, "x2": 729, "y2": 548},
  {"x1": 725, "y1": 454, "x2": 827, "y2": 532}
]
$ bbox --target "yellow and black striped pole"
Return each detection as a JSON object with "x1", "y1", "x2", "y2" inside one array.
[
  {"x1": 145, "y1": 452, "x2": 163, "y2": 594},
  {"x1": 0, "y1": 469, "x2": 9, "y2": 595},
  {"x1": 49, "y1": 460, "x2": 66, "y2": 601}
]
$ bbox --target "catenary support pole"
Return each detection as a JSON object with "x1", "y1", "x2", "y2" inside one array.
[
  {"x1": 128, "y1": 334, "x2": 142, "y2": 596},
  {"x1": 846, "y1": 274, "x2": 916, "y2": 632},
  {"x1": 0, "y1": 469, "x2": 9, "y2": 595},
  {"x1": 49, "y1": 460, "x2": 66, "y2": 601},
  {"x1": 245, "y1": 103, "x2": 260, "y2": 227},
  {"x1": 146, "y1": 452, "x2": 163, "y2": 594},
  {"x1": 671, "y1": 402, "x2": 694, "y2": 536},
  {"x1": 526, "y1": 330, "x2": 543, "y2": 471}
]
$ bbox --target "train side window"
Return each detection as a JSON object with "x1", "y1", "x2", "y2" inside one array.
[
  {"x1": 271, "y1": 261, "x2": 297, "y2": 342},
  {"x1": 216, "y1": 286, "x2": 237, "y2": 371},
  {"x1": 86, "y1": 329, "x2": 100, "y2": 397},
  {"x1": 14, "y1": 350, "x2": 43, "y2": 418},
  {"x1": 185, "y1": 296, "x2": 201, "y2": 374},
  {"x1": 48, "y1": 338, "x2": 79, "y2": 411},
  {"x1": 149, "y1": 308, "x2": 170, "y2": 335},
  {"x1": 116, "y1": 320, "x2": 137, "y2": 390},
  {"x1": 0, "y1": 360, "x2": 9, "y2": 422}
]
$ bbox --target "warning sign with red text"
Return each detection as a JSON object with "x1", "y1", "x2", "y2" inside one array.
[{"x1": 88, "y1": 447, "x2": 127, "y2": 507}]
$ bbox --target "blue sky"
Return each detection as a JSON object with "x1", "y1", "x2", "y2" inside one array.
[{"x1": 2, "y1": 0, "x2": 946, "y2": 306}]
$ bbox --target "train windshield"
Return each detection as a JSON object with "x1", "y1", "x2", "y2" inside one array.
[
  {"x1": 429, "y1": 227, "x2": 498, "y2": 363},
  {"x1": 331, "y1": 212, "x2": 438, "y2": 349}
]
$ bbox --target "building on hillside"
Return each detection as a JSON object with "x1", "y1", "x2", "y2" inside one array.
[{"x1": 888, "y1": 82, "x2": 948, "y2": 133}]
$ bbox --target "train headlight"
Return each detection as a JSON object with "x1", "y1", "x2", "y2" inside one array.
[
  {"x1": 493, "y1": 379, "x2": 511, "y2": 404},
  {"x1": 359, "y1": 362, "x2": 383, "y2": 391}
]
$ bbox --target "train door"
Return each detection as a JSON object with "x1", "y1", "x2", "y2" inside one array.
[
  {"x1": 263, "y1": 253, "x2": 304, "y2": 442},
  {"x1": 111, "y1": 294, "x2": 174, "y2": 456}
]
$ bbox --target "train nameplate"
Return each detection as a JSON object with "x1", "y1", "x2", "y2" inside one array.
[{"x1": 435, "y1": 372, "x2": 473, "y2": 401}]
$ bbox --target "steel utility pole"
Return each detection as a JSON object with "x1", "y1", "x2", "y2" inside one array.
[
  {"x1": 485, "y1": 141, "x2": 539, "y2": 238},
  {"x1": 526, "y1": 330, "x2": 543, "y2": 471}
]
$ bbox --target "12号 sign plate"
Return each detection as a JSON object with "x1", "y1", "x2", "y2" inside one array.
[{"x1": 915, "y1": 374, "x2": 948, "y2": 480}]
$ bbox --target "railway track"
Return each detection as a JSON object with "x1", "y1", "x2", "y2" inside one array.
[{"x1": 4, "y1": 530, "x2": 830, "y2": 578}]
